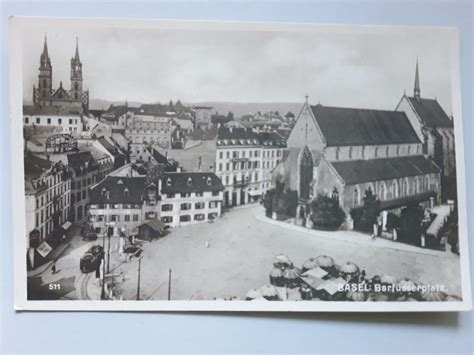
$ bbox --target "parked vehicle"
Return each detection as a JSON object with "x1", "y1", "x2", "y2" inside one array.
[
  {"x1": 83, "y1": 232, "x2": 98, "y2": 241},
  {"x1": 79, "y1": 245, "x2": 104, "y2": 273}
]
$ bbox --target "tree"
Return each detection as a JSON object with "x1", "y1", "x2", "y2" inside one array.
[
  {"x1": 398, "y1": 204, "x2": 424, "y2": 245},
  {"x1": 226, "y1": 111, "x2": 234, "y2": 121},
  {"x1": 356, "y1": 188, "x2": 381, "y2": 233},
  {"x1": 285, "y1": 111, "x2": 295, "y2": 119},
  {"x1": 263, "y1": 189, "x2": 275, "y2": 217},
  {"x1": 310, "y1": 194, "x2": 346, "y2": 229}
]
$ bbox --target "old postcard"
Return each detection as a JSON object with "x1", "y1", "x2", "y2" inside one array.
[{"x1": 10, "y1": 17, "x2": 471, "y2": 311}]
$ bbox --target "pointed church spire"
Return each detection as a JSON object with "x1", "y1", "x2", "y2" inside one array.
[
  {"x1": 74, "y1": 37, "x2": 80, "y2": 62},
  {"x1": 40, "y1": 34, "x2": 51, "y2": 67},
  {"x1": 414, "y1": 58, "x2": 420, "y2": 100}
]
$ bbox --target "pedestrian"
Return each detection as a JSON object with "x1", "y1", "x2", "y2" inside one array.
[{"x1": 51, "y1": 261, "x2": 57, "y2": 274}]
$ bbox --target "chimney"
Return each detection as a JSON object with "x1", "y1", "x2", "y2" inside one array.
[
  {"x1": 197, "y1": 156, "x2": 202, "y2": 172},
  {"x1": 177, "y1": 165, "x2": 182, "y2": 173}
]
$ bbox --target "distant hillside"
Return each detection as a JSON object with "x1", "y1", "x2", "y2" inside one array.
[
  {"x1": 89, "y1": 99, "x2": 303, "y2": 118},
  {"x1": 192, "y1": 102, "x2": 303, "y2": 118}
]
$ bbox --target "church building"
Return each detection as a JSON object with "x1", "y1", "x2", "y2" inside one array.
[
  {"x1": 32, "y1": 36, "x2": 89, "y2": 113},
  {"x1": 273, "y1": 97, "x2": 441, "y2": 231},
  {"x1": 395, "y1": 61, "x2": 455, "y2": 183}
]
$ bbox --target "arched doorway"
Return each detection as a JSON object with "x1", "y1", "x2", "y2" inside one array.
[{"x1": 299, "y1": 146, "x2": 313, "y2": 200}]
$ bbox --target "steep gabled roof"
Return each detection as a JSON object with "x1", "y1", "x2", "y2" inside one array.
[
  {"x1": 89, "y1": 176, "x2": 146, "y2": 204},
  {"x1": 310, "y1": 105, "x2": 421, "y2": 147},
  {"x1": 161, "y1": 172, "x2": 223, "y2": 194},
  {"x1": 330, "y1": 156, "x2": 440, "y2": 185},
  {"x1": 406, "y1": 97, "x2": 453, "y2": 128},
  {"x1": 66, "y1": 151, "x2": 97, "y2": 174}
]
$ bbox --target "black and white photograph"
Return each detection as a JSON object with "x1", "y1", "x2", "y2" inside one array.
[{"x1": 10, "y1": 17, "x2": 471, "y2": 311}]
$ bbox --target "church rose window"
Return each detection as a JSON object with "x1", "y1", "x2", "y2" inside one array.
[{"x1": 299, "y1": 146, "x2": 313, "y2": 200}]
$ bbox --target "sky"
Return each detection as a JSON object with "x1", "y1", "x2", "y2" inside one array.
[{"x1": 21, "y1": 19, "x2": 455, "y2": 114}]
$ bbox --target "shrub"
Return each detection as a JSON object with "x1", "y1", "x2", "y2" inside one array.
[{"x1": 310, "y1": 194, "x2": 346, "y2": 228}]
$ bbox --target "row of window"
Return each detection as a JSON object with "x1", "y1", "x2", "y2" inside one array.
[
  {"x1": 24, "y1": 117, "x2": 78, "y2": 125},
  {"x1": 352, "y1": 176, "x2": 432, "y2": 206},
  {"x1": 90, "y1": 203, "x2": 142, "y2": 209},
  {"x1": 161, "y1": 201, "x2": 220, "y2": 212},
  {"x1": 163, "y1": 212, "x2": 218, "y2": 224},
  {"x1": 35, "y1": 182, "x2": 69, "y2": 209},
  {"x1": 336, "y1": 145, "x2": 421, "y2": 161},
  {"x1": 164, "y1": 191, "x2": 220, "y2": 199},
  {"x1": 93, "y1": 214, "x2": 140, "y2": 222},
  {"x1": 35, "y1": 197, "x2": 67, "y2": 227},
  {"x1": 218, "y1": 149, "x2": 283, "y2": 160}
]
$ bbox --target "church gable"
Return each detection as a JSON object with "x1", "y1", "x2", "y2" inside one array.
[
  {"x1": 51, "y1": 83, "x2": 71, "y2": 100},
  {"x1": 287, "y1": 103, "x2": 326, "y2": 151}
]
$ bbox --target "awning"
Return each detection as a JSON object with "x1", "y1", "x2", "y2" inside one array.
[
  {"x1": 61, "y1": 221, "x2": 72, "y2": 230},
  {"x1": 247, "y1": 190, "x2": 262, "y2": 197}
]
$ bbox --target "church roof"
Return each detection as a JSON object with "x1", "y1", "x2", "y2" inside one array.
[
  {"x1": 406, "y1": 97, "x2": 453, "y2": 128},
  {"x1": 310, "y1": 105, "x2": 421, "y2": 147},
  {"x1": 330, "y1": 156, "x2": 440, "y2": 185}
]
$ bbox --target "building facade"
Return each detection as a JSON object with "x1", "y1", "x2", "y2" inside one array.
[
  {"x1": 215, "y1": 127, "x2": 286, "y2": 207},
  {"x1": 125, "y1": 113, "x2": 176, "y2": 148},
  {"x1": 274, "y1": 101, "x2": 441, "y2": 230},
  {"x1": 23, "y1": 106, "x2": 84, "y2": 134},
  {"x1": 25, "y1": 154, "x2": 71, "y2": 252},
  {"x1": 88, "y1": 171, "x2": 223, "y2": 234}
]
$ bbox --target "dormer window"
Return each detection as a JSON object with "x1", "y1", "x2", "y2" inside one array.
[
  {"x1": 117, "y1": 179, "x2": 123, "y2": 185},
  {"x1": 166, "y1": 178, "x2": 172, "y2": 186},
  {"x1": 124, "y1": 187, "x2": 129, "y2": 196},
  {"x1": 206, "y1": 176, "x2": 212, "y2": 186},
  {"x1": 187, "y1": 177, "x2": 193, "y2": 186}
]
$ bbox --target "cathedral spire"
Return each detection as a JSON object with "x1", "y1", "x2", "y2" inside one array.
[
  {"x1": 40, "y1": 34, "x2": 51, "y2": 67},
  {"x1": 74, "y1": 37, "x2": 80, "y2": 62},
  {"x1": 414, "y1": 58, "x2": 420, "y2": 100}
]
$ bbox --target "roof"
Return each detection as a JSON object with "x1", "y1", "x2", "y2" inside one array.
[
  {"x1": 66, "y1": 151, "x2": 97, "y2": 174},
  {"x1": 148, "y1": 148, "x2": 174, "y2": 168},
  {"x1": 217, "y1": 127, "x2": 287, "y2": 147},
  {"x1": 23, "y1": 104, "x2": 82, "y2": 116},
  {"x1": 139, "y1": 219, "x2": 165, "y2": 231},
  {"x1": 24, "y1": 153, "x2": 52, "y2": 181},
  {"x1": 89, "y1": 176, "x2": 146, "y2": 204},
  {"x1": 161, "y1": 172, "x2": 224, "y2": 194},
  {"x1": 406, "y1": 97, "x2": 453, "y2": 128},
  {"x1": 310, "y1": 105, "x2": 421, "y2": 146},
  {"x1": 330, "y1": 156, "x2": 440, "y2": 185},
  {"x1": 97, "y1": 137, "x2": 120, "y2": 156}
]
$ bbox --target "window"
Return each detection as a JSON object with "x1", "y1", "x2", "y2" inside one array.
[
  {"x1": 225, "y1": 176, "x2": 229, "y2": 185},
  {"x1": 195, "y1": 192, "x2": 203, "y2": 197},
  {"x1": 361, "y1": 146, "x2": 365, "y2": 158},
  {"x1": 212, "y1": 191, "x2": 219, "y2": 196},
  {"x1": 396, "y1": 145, "x2": 400, "y2": 156},
  {"x1": 69, "y1": 119, "x2": 73, "y2": 124},
  {"x1": 408, "y1": 146, "x2": 411, "y2": 155},
  {"x1": 76, "y1": 192, "x2": 81, "y2": 201},
  {"x1": 207, "y1": 177, "x2": 212, "y2": 186},
  {"x1": 209, "y1": 201, "x2": 219, "y2": 209},
  {"x1": 162, "y1": 216, "x2": 173, "y2": 223},
  {"x1": 218, "y1": 163, "x2": 222, "y2": 171},
  {"x1": 226, "y1": 151, "x2": 230, "y2": 159},
  {"x1": 417, "y1": 145, "x2": 420, "y2": 154},
  {"x1": 166, "y1": 193, "x2": 175, "y2": 198},
  {"x1": 386, "y1": 146, "x2": 390, "y2": 156},
  {"x1": 391, "y1": 180, "x2": 399, "y2": 198},
  {"x1": 145, "y1": 212, "x2": 155, "y2": 220},
  {"x1": 25, "y1": 117, "x2": 29, "y2": 124},
  {"x1": 58, "y1": 118, "x2": 62, "y2": 124},
  {"x1": 335, "y1": 147, "x2": 340, "y2": 160},
  {"x1": 379, "y1": 182, "x2": 386, "y2": 200},
  {"x1": 180, "y1": 215, "x2": 191, "y2": 222},
  {"x1": 47, "y1": 118, "x2": 51, "y2": 124},
  {"x1": 415, "y1": 177, "x2": 420, "y2": 194},
  {"x1": 425, "y1": 176, "x2": 430, "y2": 191},
  {"x1": 232, "y1": 151, "x2": 238, "y2": 159},
  {"x1": 219, "y1": 152, "x2": 223, "y2": 159},
  {"x1": 36, "y1": 117, "x2": 40, "y2": 124},
  {"x1": 133, "y1": 214, "x2": 139, "y2": 221},
  {"x1": 194, "y1": 214, "x2": 205, "y2": 221},
  {"x1": 124, "y1": 215, "x2": 130, "y2": 222},
  {"x1": 110, "y1": 215, "x2": 118, "y2": 222},
  {"x1": 195, "y1": 202, "x2": 205, "y2": 209},
  {"x1": 208, "y1": 212, "x2": 218, "y2": 220},
  {"x1": 161, "y1": 204, "x2": 173, "y2": 212},
  {"x1": 374, "y1": 147, "x2": 378, "y2": 158},
  {"x1": 403, "y1": 178, "x2": 409, "y2": 196},
  {"x1": 187, "y1": 177, "x2": 193, "y2": 186},
  {"x1": 180, "y1": 203, "x2": 191, "y2": 211},
  {"x1": 349, "y1": 147, "x2": 353, "y2": 159},
  {"x1": 353, "y1": 186, "x2": 360, "y2": 206},
  {"x1": 82, "y1": 190, "x2": 87, "y2": 199},
  {"x1": 180, "y1": 192, "x2": 190, "y2": 198}
]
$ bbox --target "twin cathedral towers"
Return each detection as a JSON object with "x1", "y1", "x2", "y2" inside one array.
[{"x1": 32, "y1": 35, "x2": 89, "y2": 113}]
